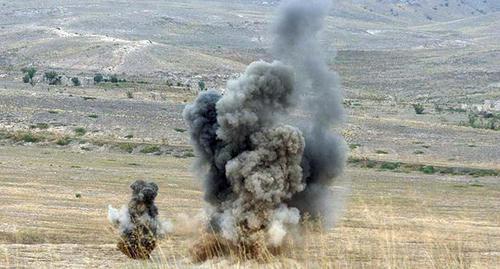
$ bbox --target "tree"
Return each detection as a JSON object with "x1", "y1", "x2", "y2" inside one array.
[
  {"x1": 198, "y1": 80, "x2": 206, "y2": 91},
  {"x1": 71, "y1": 77, "x2": 81, "y2": 86},
  {"x1": 94, "y1": 73, "x2": 104, "y2": 84},
  {"x1": 412, "y1": 103, "x2": 425, "y2": 114},
  {"x1": 110, "y1": 74, "x2": 119, "y2": 83},
  {"x1": 44, "y1": 71, "x2": 62, "y2": 85},
  {"x1": 21, "y1": 67, "x2": 37, "y2": 86}
]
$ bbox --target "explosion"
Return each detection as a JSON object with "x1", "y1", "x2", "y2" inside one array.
[
  {"x1": 184, "y1": 0, "x2": 347, "y2": 261},
  {"x1": 108, "y1": 180, "x2": 172, "y2": 259}
]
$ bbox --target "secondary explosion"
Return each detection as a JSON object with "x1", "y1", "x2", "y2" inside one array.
[
  {"x1": 108, "y1": 180, "x2": 172, "y2": 259},
  {"x1": 183, "y1": 0, "x2": 347, "y2": 259}
]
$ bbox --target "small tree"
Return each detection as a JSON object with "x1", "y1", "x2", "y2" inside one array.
[
  {"x1": 21, "y1": 67, "x2": 37, "y2": 86},
  {"x1": 71, "y1": 77, "x2": 81, "y2": 86},
  {"x1": 198, "y1": 80, "x2": 206, "y2": 91},
  {"x1": 45, "y1": 71, "x2": 61, "y2": 85},
  {"x1": 110, "y1": 74, "x2": 119, "y2": 83},
  {"x1": 93, "y1": 73, "x2": 104, "y2": 84},
  {"x1": 412, "y1": 103, "x2": 425, "y2": 114}
]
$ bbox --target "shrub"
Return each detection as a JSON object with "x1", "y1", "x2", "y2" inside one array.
[
  {"x1": 380, "y1": 162, "x2": 400, "y2": 170},
  {"x1": 124, "y1": 134, "x2": 134, "y2": 139},
  {"x1": 174, "y1": 128, "x2": 186, "y2": 133},
  {"x1": 10, "y1": 132, "x2": 43, "y2": 143},
  {"x1": 375, "y1": 149, "x2": 388, "y2": 154},
  {"x1": 56, "y1": 137, "x2": 72, "y2": 146},
  {"x1": 110, "y1": 74, "x2": 119, "y2": 83},
  {"x1": 413, "y1": 103, "x2": 425, "y2": 114},
  {"x1": 21, "y1": 67, "x2": 37, "y2": 79},
  {"x1": 119, "y1": 143, "x2": 135, "y2": 153},
  {"x1": 21, "y1": 67, "x2": 37, "y2": 85},
  {"x1": 420, "y1": 165, "x2": 436, "y2": 174},
  {"x1": 23, "y1": 74, "x2": 31, "y2": 83},
  {"x1": 126, "y1": 91, "x2": 133, "y2": 99},
  {"x1": 94, "y1": 73, "x2": 104, "y2": 84},
  {"x1": 88, "y1": 114, "x2": 98, "y2": 118},
  {"x1": 71, "y1": 77, "x2": 81, "y2": 86},
  {"x1": 44, "y1": 71, "x2": 61, "y2": 85},
  {"x1": 74, "y1": 127, "x2": 86, "y2": 136},
  {"x1": 198, "y1": 80, "x2": 206, "y2": 91},
  {"x1": 140, "y1": 145, "x2": 160, "y2": 154},
  {"x1": 349, "y1": 143, "x2": 361, "y2": 150},
  {"x1": 33, "y1": 123, "x2": 49, "y2": 129},
  {"x1": 413, "y1": 150, "x2": 425, "y2": 155}
]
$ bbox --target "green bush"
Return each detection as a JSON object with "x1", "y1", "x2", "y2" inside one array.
[
  {"x1": 23, "y1": 74, "x2": 31, "y2": 83},
  {"x1": 56, "y1": 137, "x2": 72, "y2": 146},
  {"x1": 94, "y1": 73, "x2": 104, "y2": 84},
  {"x1": 44, "y1": 71, "x2": 61, "y2": 85},
  {"x1": 119, "y1": 143, "x2": 135, "y2": 153},
  {"x1": 126, "y1": 91, "x2": 133, "y2": 99},
  {"x1": 380, "y1": 162, "x2": 400, "y2": 170},
  {"x1": 21, "y1": 67, "x2": 37, "y2": 85},
  {"x1": 198, "y1": 80, "x2": 206, "y2": 91},
  {"x1": 11, "y1": 132, "x2": 42, "y2": 143},
  {"x1": 420, "y1": 165, "x2": 436, "y2": 174},
  {"x1": 349, "y1": 143, "x2": 361, "y2": 150},
  {"x1": 412, "y1": 103, "x2": 425, "y2": 114},
  {"x1": 110, "y1": 74, "x2": 119, "y2": 83},
  {"x1": 74, "y1": 127, "x2": 86, "y2": 136},
  {"x1": 71, "y1": 77, "x2": 81, "y2": 86},
  {"x1": 140, "y1": 145, "x2": 160, "y2": 154}
]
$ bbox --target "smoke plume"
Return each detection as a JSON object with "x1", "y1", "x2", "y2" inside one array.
[
  {"x1": 108, "y1": 180, "x2": 172, "y2": 259},
  {"x1": 272, "y1": 0, "x2": 347, "y2": 228},
  {"x1": 183, "y1": 0, "x2": 347, "y2": 259}
]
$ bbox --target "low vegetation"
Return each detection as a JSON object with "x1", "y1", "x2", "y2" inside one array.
[
  {"x1": 71, "y1": 77, "x2": 81, "y2": 86},
  {"x1": 198, "y1": 80, "x2": 206, "y2": 91},
  {"x1": 466, "y1": 111, "x2": 499, "y2": 130},
  {"x1": 412, "y1": 103, "x2": 425, "y2": 114},
  {"x1": 140, "y1": 145, "x2": 160, "y2": 154},
  {"x1": 349, "y1": 157, "x2": 499, "y2": 177},
  {"x1": 44, "y1": 71, "x2": 62, "y2": 85},
  {"x1": 21, "y1": 67, "x2": 37, "y2": 86},
  {"x1": 74, "y1": 127, "x2": 87, "y2": 136}
]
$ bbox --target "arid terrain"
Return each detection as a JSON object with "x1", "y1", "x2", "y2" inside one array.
[{"x1": 0, "y1": 0, "x2": 499, "y2": 268}]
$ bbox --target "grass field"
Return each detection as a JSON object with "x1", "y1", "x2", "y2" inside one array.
[{"x1": 0, "y1": 144, "x2": 498, "y2": 268}]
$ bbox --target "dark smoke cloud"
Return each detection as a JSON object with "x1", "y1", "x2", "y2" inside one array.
[
  {"x1": 183, "y1": 0, "x2": 347, "y2": 254},
  {"x1": 273, "y1": 0, "x2": 347, "y2": 227},
  {"x1": 184, "y1": 61, "x2": 303, "y2": 248},
  {"x1": 108, "y1": 180, "x2": 172, "y2": 259}
]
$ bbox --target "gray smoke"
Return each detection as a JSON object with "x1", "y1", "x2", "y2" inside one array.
[
  {"x1": 273, "y1": 0, "x2": 347, "y2": 227},
  {"x1": 108, "y1": 180, "x2": 172, "y2": 259},
  {"x1": 183, "y1": 0, "x2": 347, "y2": 254}
]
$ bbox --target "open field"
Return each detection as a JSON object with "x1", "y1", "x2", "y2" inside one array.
[
  {"x1": 0, "y1": 145, "x2": 498, "y2": 268},
  {"x1": 1, "y1": 0, "x2": 499, "y2": 268}
]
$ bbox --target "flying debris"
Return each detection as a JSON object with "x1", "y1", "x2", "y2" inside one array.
[{"x1": 108, "y1": 180, "x2": 172, "y2": 259}]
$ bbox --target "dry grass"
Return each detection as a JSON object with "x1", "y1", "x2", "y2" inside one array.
[{"x1": 0, "y1": 145, "x2": 498, "y2": 268}]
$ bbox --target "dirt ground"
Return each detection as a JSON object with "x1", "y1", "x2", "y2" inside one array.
[{"x1": 0, "y1": 144, "x2": 498, "y2": 268}]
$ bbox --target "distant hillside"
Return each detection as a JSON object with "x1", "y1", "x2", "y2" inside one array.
[
  {"x1": 330, "y1": 0, "x2": 500, "y2": 24},
  {"x1": 233, "y1": 0, "x2": 500, "y2": 24}
]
